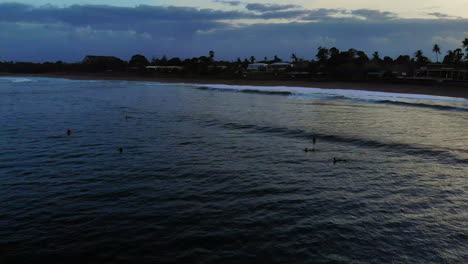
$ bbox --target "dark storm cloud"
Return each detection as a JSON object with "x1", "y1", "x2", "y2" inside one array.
[{"x1": 245, "y1": 3, "x2": 300, "y2": 12}]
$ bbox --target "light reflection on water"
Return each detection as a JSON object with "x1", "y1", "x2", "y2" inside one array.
[{"x1": 0, "y1": 77, "x2": 467, "y2": 263}]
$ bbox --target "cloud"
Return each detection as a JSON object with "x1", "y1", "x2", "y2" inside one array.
[
  {"x1": 0, "y1": 3, "x2": 314, "y2": 27},
  {"x1": 0, "y1": 3, "x2": 404, "y2": 27},
  {"x1": 350, "y1": 9, "x2": 397, "y2": 21},
  {"x1": 0, "y1": 3, "x2": 467, "y2": 62},
  {"x1": 428, "y1": 12, "x2": 461, "y2": 19},
  {"x1": 213, "y1": 0, "x2": 242, "y2": 6},
  {"x1": 245, "y1": 3, "x2": 300, "y2": 12},
  {"x1": 0, "y1": 3, "x2": 256, "y2": 25},
  {"x1": 257, "y1": 10, "x2": 311, "y2": 20},
  {"x1": 301, "y1": 9, "x2": 343, "y2": 20},
  {"x1": 300, "y1": 8, "x2": 397, "y2": 22}
]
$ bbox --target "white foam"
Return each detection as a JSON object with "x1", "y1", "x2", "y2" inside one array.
[
  {"x1": 184, "y1": 83, "x2": 468, "y2": 105},
  {"x1": 2, "y1": 76, "x2": 466, "y2": 106},
  {"x1": 0, "y1": 77, "x2": 37, "y2": 83}
]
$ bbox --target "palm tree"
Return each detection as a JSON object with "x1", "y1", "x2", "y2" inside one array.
[
  {"x1": 329, "y1": 47, "x2": 340, "y2": 58},
  {"x1": 443, "y1": 49, "x2": 464, "y2": 65},
  {"x1": 208, "y1": 50, "x2": 215, "y2": 65},
  {"x1": 291, "y1": 53, "x2": 298, "y2": 62},
  {"x1": 414, "y1": 50, "x2": 423, "y2": 59},
  {"x1": 355, "y1": 51, "x2": 369, "y2": 65},
  {"x1": 250, "y1": 56, "x2": 256, "y2": 63},
  {"x1": 453, "y1": 49, "x2": 464, "y2": 64},
  {"x1": 316, "y1": 47, "x2": 329, "y2": 63},
  {"x1": 432, "y1": 44, "x2": 441, "y2": 63},
  {"x1": 463, "y1": 38, "x2": 468, "y2": 59},
  {"x1": 414, "y1": 50, "x2": 430, "y2": 65},
  {"x1": 372, "y1": 51, "x2": 381, "y2": 62}
]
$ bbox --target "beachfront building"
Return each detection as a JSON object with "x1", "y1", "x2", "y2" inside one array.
[
  {"x1": 247, "y1": 63, "x2": 268, "y2": 72},
  {"x1": 268, "y1": 62, "x2": 293, "y2": 72},
  {"x1": 414, "y1": 64, "x2": 468, "y2": 82}
]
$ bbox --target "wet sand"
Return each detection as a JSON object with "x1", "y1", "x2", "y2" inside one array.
[{"x1": 4, "y1": 72, "x2": 468, "y2": 99}]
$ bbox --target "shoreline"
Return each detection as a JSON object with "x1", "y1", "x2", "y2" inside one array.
[{"x1": 3, "y1": 72, "x2": 468, "y2": 99}]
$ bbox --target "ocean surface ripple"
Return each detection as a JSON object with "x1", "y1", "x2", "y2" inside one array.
[{"x1": 0, "y1": 77, "x2": 467, "y2": 263}]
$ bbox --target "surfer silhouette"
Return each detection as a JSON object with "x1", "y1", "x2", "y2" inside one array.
[{"x1": 333, "y1": 157, "x2": 348, "y2": 164}]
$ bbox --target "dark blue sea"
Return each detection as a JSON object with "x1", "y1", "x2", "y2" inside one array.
[{"x1": 1, "y1": 77, "x2": 467, "y2": 263}]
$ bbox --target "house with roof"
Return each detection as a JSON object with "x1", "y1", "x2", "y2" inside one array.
[{"x1": 414, "y1": 64, "x2": 468, "y2": 82}]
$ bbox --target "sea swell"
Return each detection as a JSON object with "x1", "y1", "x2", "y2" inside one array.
[
  {"x1": 198, "y1": 118, "x2": 468, "y2": 164},
  {"x1": 372, "y1": 99, "x2": 468, "y2": 112},
  {"x1": 195, "y1": 86, "x2": 294, "y2": 95},
  {"x1": 2, "y1": 77, "x2": 467, "y2": 263},
  {"x1": 188, "y1": 83, "x2": 468, "y2": 112}
]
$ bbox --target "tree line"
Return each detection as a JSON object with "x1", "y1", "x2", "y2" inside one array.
[{"x1": 1, "y1": 38, "x2": 467, "y2": 81}]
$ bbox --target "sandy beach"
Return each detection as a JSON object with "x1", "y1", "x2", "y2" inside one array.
[{"x1": 3, "y1": 72, "x2": 468, "y2": 99}]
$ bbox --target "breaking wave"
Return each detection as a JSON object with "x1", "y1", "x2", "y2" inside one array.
[
  {"x1": 188, "y1": 83, "x2": 468, "y2": 112},
  {"x1": 0, "y1": 77, "x2": 37, "y2": 83},
  {"x1": 372, "y1": 100, "x2": 468, "y2": 112},
  {"x1": 195, "y1": 86, "x2": 294, "y2": 95}
]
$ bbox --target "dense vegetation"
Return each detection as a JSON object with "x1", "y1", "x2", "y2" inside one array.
[{"x1": 1, "y1": 38, "x2": 467, "y2": 81}]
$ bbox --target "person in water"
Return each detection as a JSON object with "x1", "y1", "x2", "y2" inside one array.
[
  {"x1": 304, "y1": 148, "x2": 316, "y2": 153},
  {"x1": 118, "y1": 147, "x2": 123, "y2": 153},
  {"x1": 67, "y1": 129, "x2": 72, "y2": 136},
  {"x1": 333, "y1": 157, "x2": 348, "y2": 164}
]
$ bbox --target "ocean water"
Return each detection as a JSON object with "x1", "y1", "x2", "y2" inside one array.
[{"x1": 0, "y1": 77, "x2": 467, "y2": 263}]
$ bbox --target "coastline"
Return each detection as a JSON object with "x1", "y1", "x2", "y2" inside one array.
[{"x1": 3, "y1": 72, "x2": 468, "y2": 99}]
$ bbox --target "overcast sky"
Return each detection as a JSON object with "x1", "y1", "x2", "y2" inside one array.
[{"x1": 1, "y1": 0, "x2": 467, "y2": 62}]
